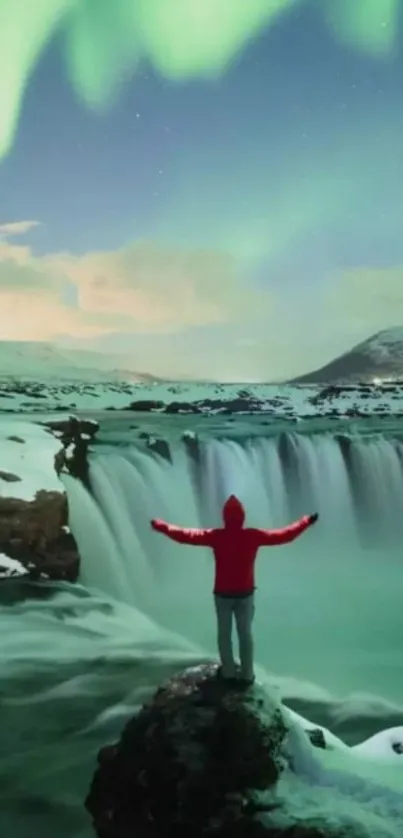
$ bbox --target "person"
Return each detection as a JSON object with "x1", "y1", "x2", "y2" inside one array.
[{"x1": 151, "y1": 495, "x2": 318, "y2": 687}]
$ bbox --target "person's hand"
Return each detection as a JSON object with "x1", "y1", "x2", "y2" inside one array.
[
  {"x1": 151, "y1": 519, "x2": 162, "y2": 531},
  {"x1": 308, "y1": 513, "x2": 319, "y2": 526}
]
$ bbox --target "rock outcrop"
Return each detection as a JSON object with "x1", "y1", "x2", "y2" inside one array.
[
  {"x1": 49, "y1": 415, "x2": 99, "y2": 490},
  {"x1": 0, "y1": 416, "x2": 98, "y2": 586},
  {"x1": 88, "y1": 663, "x2": 383, "y2": 838},
  {"x1": 86, "y1": 662, "x2": 288, "y2": 838},
  {"x1": 0, "y1": 489, "x2": 78, "y2": 582}
]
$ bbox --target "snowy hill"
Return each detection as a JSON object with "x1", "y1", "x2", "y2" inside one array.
[
  {"x1": 292, "y1": 328, "x2": 403, "y2": 384},
  {"x1": 0, "y1": 342, "x2": 157, "y2": 382}
]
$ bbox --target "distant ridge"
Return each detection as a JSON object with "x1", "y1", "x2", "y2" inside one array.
[
  {"x1": 291, "y1": 328, "x2": 403, "y2": 384},
  {"x1": 0, "y1": 341, "x2": 161, "y2": 382}
]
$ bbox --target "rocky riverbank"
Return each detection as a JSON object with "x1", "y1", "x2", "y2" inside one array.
[{"x1": 0, "y1": 416, "x2": 99, "y2": 585}]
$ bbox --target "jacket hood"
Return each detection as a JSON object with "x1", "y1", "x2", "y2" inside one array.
[{"x1": 222, "y1": 495, "x2": 245, "y2": 527}]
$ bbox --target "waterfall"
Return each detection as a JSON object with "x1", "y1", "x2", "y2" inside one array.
[
  {"x1": 11, "y1": 429, "x2": 403, "y2": 838},
  {"x1": 348, "y1": 437, "x2": 403, "y2": 546},
  {"x1": 30, "y1": 428, "x2": 403, "y2": 838},
  {"x1": 63, "y1": 430, "x2": 403, "y2": 698}
]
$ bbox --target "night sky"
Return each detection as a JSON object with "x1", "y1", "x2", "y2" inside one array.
[{"x1": 1, "y1": 0, "x2": 403, "y2": 380}]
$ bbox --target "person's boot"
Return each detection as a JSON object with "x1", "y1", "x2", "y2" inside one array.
[
  {"x1": 235, "y1": 674, "x2": 255, "y2": 690},
  {"x1": 216, "y1": 664, "x2": 239, "y2": 686}
]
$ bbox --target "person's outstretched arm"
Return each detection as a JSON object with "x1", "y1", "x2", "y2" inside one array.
[
  {"x1": 151, "y1": 518, "x2": 215, "y2": 546},
  {"x1": 252, "y1": 513, "x2": 318, "y2": 547}
]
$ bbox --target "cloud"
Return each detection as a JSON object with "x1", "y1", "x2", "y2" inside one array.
[
  {"x1": 62, "y1": 242, "x2": 271, "y2": 330},
  {"x1": 0, "y1": 239, "x2": 55, "y2": 289},
  {"x1": 0, "y1": 224, "x2": 273, "y2": 351},
  {"x1": 4, "y1": 223, "x2": 402, "y2": 380},
  {"x1": 0, "y1": 220, "x2": 40, "y2": 237}
]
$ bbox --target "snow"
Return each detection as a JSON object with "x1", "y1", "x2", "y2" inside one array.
[
  {"x1": 240, "y1": 707, "x2": 403, "y2": 836},
  {"x1": 0, "y1": 421, "x2": 62, "y2": 501},
  {"x1": 0, "y1": 553, "x2": 28, "y2": 578},
  {"x1": 0, "y1": 377, "x2": 402, "y2": 422},
  {"x1": 352, "y1": 728, "x2": 403, "y2": 760},
  {"x1": 358, "y1": 328, "x2": 403, "y2": 362},
  {"x1": 285, "y1": 718, "x2": 403, "y2": 833},
  {"x1": 285, "y1": 708, "x2": 403, "y2": 768}
]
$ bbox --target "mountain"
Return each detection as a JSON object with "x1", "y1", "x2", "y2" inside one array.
[
  {"x1": 0, "y1": 341, "x2": 159, "y2": 382},
  {"x1": 291, "y1": 328, "x2": 403, "y2": 384}
]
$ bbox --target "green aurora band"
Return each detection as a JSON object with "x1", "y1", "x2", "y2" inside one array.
[{"x1": 0, "y1": 0, "x2": 400, "y2": 160}]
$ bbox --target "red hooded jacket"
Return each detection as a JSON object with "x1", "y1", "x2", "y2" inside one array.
[{"x1": 151, "y1": 495, "x2": 316, "y2": 596}]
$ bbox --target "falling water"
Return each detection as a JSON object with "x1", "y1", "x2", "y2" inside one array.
[
  {"x1": 63, "y1": 431, "x2": 403, "y2": 700},
  {"x1": 348, "y1": 437, "x2": 403, "y2": 546}
]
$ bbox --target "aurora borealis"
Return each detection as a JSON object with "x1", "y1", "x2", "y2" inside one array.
[{"x1": 1, "y1": 0, "x2": 403, "y2": 380}]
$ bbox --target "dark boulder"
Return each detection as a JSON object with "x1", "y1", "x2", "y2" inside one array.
[
  {"x1": 182, "y1": 430, "x2": 200, "y2": 462},
  {"x1": 164, "y1": 401, "x2": 202, "y2": 414},
  {"x1": 0, "y1": 490, "x2": 79, "y2": 584},
  {"x1": 126, "y1": 400, "x2": 165, "y2": 412},
  {"x1": 306, "y1": 727, "x2": 327, "y2": 750},
  {"x1": 146, "y1": 437, "x2": 171, "y2": 463},
  {"x1": 195, "y1": 397, "x2": 264, "y2": 414},
  {"x1": 44, "y1": 415, "x2": 99, "y2": 442},
  {"x1": 0, "y1": 470, "x2": 22, "y2": 483},
  {"x1": 86, "y1": 662, "x2": 287, "y2": 838},
  {"x1": 52, "y1": 415, "x2": 99, "y2": 491}
]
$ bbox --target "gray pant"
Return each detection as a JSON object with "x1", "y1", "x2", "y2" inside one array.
[{"x1": 214, "y1": 594, "x2": 255, "y2": 680}]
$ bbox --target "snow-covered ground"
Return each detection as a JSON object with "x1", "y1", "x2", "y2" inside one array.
[
  {"x1": 0, "y1": 553, "x2": 28, "y2": 577},
  {"x1": 0, "y1": 420, "x2": 62, "y2": 501},
  {"x1": 0, "y1": 376, "x2": 402, "y2": 419},
  {"x1": 0, "y1": 421, "x2": 65, "y2": 579}
]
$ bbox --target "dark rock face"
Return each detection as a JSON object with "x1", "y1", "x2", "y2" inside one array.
[
  {"x1": 45, "y1": 416, "x2": 99, "y2": 441},
  {"x1": 0, "y1": 415, "x2": 96, "y2": 586},
  {"x1": 86, "y1": 662, "x2": 288, "y2": 838},
  {"x1": 0, "y1": 469, "x2": 21, "y2": 483},
  {"x1": 126, "y1": 400, "x2": 165, "y2": 412},
  {"x1": 182, "y1": 430, "x2": 200, "y2": 462},
  {"x1": 51, "y1": 414, "x2": 99, "y2": 490},
  {"x1": 163, "y1": 397, "x2": 266, "y2": 415},
  {"x1": 0, "y1": 490, "x2": 79, "y2": 582},
  {"x1": 306, "y1": 727, "x2": 327, "y2": 750},
  {"x1": 146, "y1": 437, "x2": 172, "y2": 463},
  {"x1": 164, "y1": 400, "x2": 202, "y2": 414}
]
